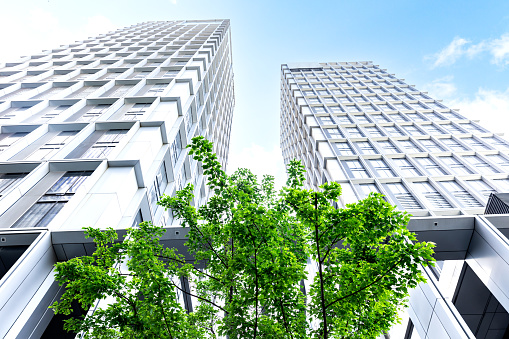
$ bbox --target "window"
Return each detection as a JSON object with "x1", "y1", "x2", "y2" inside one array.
[
  {"x1": 438, "y1": 181, "x2": 482, "y2": 208},
  {"x1": 324, "y1": 128, "x2": 344, "y2": 138},
  {"x1": 363, "y1": 126, "x2": 384, "y2": 137},
  {"x1": 481, "y1": 136, "x2": 509, "y2": 150},
  {"x1": 335, "y1": 115, "x2": 353, "y2": 124},
  {"x1": 81, "y1": 129, "x2": 128, "y2": 159},
  {"x1": 0, "y1": 173, "x2": 27, "y2": 197},
  {"x1": 12, "y1": 171, "x2": 92, "y2": 228},
  {"x1": 354, "y1": 141, "x2": 377, "y2": 154},
  {"x1": 148, "y1": 163, "x2": 168, "y2": 214},
  {"x1": 147, "y1": 83, "x2": 167, "y2": 94},
  {"x1": 441, "y1": 111, "x2": 462, "y2": 120},
  {"x1": 345, "y1": 127, "x2": 364, "y2": 138},
  {"x1": 122, "y1": 103, "x2": 150, "y2": 120},
  {"x1": 492, "y1": 179, "x2": 509, "y2": 192},
  {"x1": 418, "y1": 139, "x2": 445, "y2": 152},
  {"x1": 383, "y1": 125, "x2": 405, "y2": 136},
  {"x1": 0, "y1": 132, "x2": 29, "y2": 152},
  {"x1": 411, "y1": 181, "x2": 452, "y2": 209},
  {"x1": 419, "y1": 124, "x2": 444, "y2": 135},
  {"x1": 414, "y1": 157, "x2": 447, "y2": 176},
  {"x1": 462, "y1": 155, "x2": 498, "y2": 174},
  {"x1": 170, "y1": 131, "x2": 182, "y2": 165},
  {"x1": 27, "y1": 131, "x2": 79, "y2": 160},
  {"x1": 460, "y1": 137, "x2": 491, "y2": 151},
  {"x1": 318, "y1": 116, "x2": 335, "y2": 125},
  {"x1": 406, "y1": 113, "x2": 426, "y2": 122},
  {"x1": 333, "y1": 142, "x2": 355, "y2": 155},
  {"x1": 356, "y1": 183, "x2": 381, "y2": 199},
  {"x1": 370, "y1": 114, "x2": 390, "y2": 123},
  {"x1": 79, "y1": 104, "x2": 110, "y2": 122},
  {"x1": 354, "y1": 114, "x2": 371, "y2": 123},
  {"x1": 460, "y1": 123, "x2": 486, "y2": 133},
  {"x1": 437, "y1": 156, "x2": 472, "y2": 175},
  {"x1": 485, "y1": 154, "x2": 509, "y2": 168},
  {"x1": 377, "y1": 140, "x2": 400, "y2": 154},
  {"x1": 398, "y1": 139, "x2": 422, "y2": 153},
  {"x1": 385, "y1": 183, "x2": 421, "y2": 210},
  {"x1": 402, "y1": 125, "x2": 424, "y2": 136},
  {"x1": 367, "y1": 159, "x2": 394, "y2": 177},
  {"x1": 440, "y1": 138, "x2": 468, "y2": 151},
  {"x1": 342, "y1": 159, "x2": 370, "y2": 178},
  {"x1": 392, "y1": 158, "x2": 421, "y2": 176},
  {"x1": 465, "y1": 180, "x2": 496, "y2": 199},
  {"x1": 440, "y1": 123, "x2": 465, "y2": 134}
]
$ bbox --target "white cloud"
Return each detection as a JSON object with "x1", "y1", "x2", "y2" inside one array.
[
  {"x1": 429, "y1": 37, "x2": 470, "y2": 68},
  {"x1": 170, "y1": 0, "x2": 177, "y2": 4},
  {"x1": 227, "y1": 143, "x2": 287, "y2": 190},
  {"x1": 422, "y1": 76, "x2": 457, "y2": 98},
  {"x1": 0, "y1": 9, "x2": 117, "y2": 63},
  {"x1": 428, "y1": 33, "x2": 509, "y2": 67},
  {"x1": 448, "y1": 88, "x2": 509, "y2": 135}
]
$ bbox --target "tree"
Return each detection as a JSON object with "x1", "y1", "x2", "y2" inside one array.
[{"x1": 52, "y1": 136, "x2": 435, "y2": 339}]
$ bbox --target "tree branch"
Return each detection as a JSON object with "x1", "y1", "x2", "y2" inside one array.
[{"x1": 168, "y1": 278, "x2": 227, "y2": 313}]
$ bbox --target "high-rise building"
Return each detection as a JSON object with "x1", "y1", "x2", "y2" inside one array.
[
  {"x1": 0, "y1": 19, "x2": 234, "y2": 337},
  {"x1": 281, "y1": 61, "x2": 509, "y2": 338}
]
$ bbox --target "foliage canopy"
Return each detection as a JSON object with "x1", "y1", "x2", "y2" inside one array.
[{"x1": 52, "y1": 136, "x2": 435, "y2": 339}]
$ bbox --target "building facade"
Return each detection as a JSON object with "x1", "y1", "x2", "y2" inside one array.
[
  {"x1": 281, "y1": 61, "x2": 509, "y2": 338},
  {"x1": 0, "y1": 19, "x2": 234, "y2": 338}
]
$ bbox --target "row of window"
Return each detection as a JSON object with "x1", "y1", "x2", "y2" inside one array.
[
  {"x1": 329, "y1": 134, "x2": 508, "y2": 155},
  {"x1": 320, "y1": 120, "x2": 483, "y2": 137},
  {"x1": 354, "y1": 177, "x2": 507, "y2": 211},
  {"x1": 340, "y1": 153, "x2": 508, "y2": 179}
]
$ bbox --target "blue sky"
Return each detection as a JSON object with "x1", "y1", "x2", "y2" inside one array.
[{"x1": 2, "y1": 0, "x2": 509, "y2": 188}]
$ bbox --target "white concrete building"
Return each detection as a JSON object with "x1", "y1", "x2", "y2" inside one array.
[
  {"x1": 0, "y1": 19, "x2": 234, "y2": 338},
  {"x1": 281, "y1": 61, "x2": 509, "y2": 339}
]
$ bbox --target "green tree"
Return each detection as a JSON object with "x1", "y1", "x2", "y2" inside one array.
[{"x1": 52, "y1": 136, "x2": 435, "y2": 339}]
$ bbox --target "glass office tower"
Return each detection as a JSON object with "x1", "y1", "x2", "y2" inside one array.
[
  {"x1": 281, "y1": 61, "x2": 509, "y2": 338},
  {"x1": 0, "y1": 19, "x2": 234, "y2": 337}
]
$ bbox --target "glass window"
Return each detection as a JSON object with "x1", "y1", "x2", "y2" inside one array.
[
  {"x1": 485, "y1": 154, "x2": 509, "y2": 168},
  {"x1": 402, "y1": 125, "x2": 424, "y2": 136},
  {"x1": 398, "y1": 139, "x2": 422, "y2": 153},
  {"x1": 418, "y1": 139, "x2": 446, "y2": 152},
  {"x1": 0, "y1": 173, "x2": 27, "y2": 197},
  {"x1": 354, "y1": 141, "x2": 377, "y2": 155},
  {"x1": 481, "y1": 136, "x2": 509, "y2": 150},
  {"x1": 376, "y1": 140, "x2": 400, "y2": 154},
  {"x1": 370, "y1": 114, "x2": 390, "y2": 123},
  {"x1": 368, "y1": 159, "x2": 395, "y2": 177},
  {"x1": 336, "y1": 115, "x2": 353, "y2": 124},
  {"x1": 318, "y1": 116, "x2": 335, "y2": 125},
  {"x1": 440, "y1": 138, "x2": 468, "y2": 151},
  {"x1": 333, "y1": 142, "x2": 355, "y2": 155},
  {"x1": 356, "y1": 183, "x2": 381, "y2": 199},
  {"x1": 460, "y1": 123, "x2": 486, "y2": 133},
  {"x1": 492, "y1": 178, "x2": 509, "y2": 192},
  {"x1": 81, "y1": 129, "x2": 128, "y2": 159},
  {"x1": 12, "y1": 171, "x2": 92, "y2": 228},
  {"x1": 0, "y1": 132, "x2": 29, "y2": 152},
  {"x1": 440, "y1": 123, "x2": 465, "y2": 134},
  {"x1": 324, "y1": 128, "x2": 344, "y2": 138},
  {"x1": 170, "y1": 131, "x2": 182, "y2": 165},
  {"x1": 354, "y1": 114, "x2": 371, "y2": 123},
  {"x1": 78, "y1": 104, "x2": 111, "y2": 122},
  {"x1": 414, "y1": 157, "x2": 448, "y2": 176},
  {"x1": 122, "y1": 103, "x2": 150, "y2": 120},
  {"x1": 345, "y1": 127, "x2": 364, "y2": 138},
  {"x1": 437, "y1": 156, "x2": 472, "y2": 175},
  {"x1": 438, "y1": 181, "x2": 482, "y2": 208},
  {"x1": 419, "y1": 124, "x2": 444, "y2": 135},
  {"x1": 460, "y1": 137, "x2": 491, "y2": 150},
  {"x1": 392, "y1": 158, "x2": 421, "y2": 176},
  {"x1": 342, "y1": 159, "x2": 370, "y2": 178},
  {"x1": 363, "y1": 126, "x2": 384, "y2": 137},
  {"x1": 385, "y1": 182, "x2": 421, "y2": 210},
  {"x1": 383, "y1": 125, "x2": 405, "y2": 136},
  {"x1": 27, "y1": 130, "x2": 79, "y2": 160},
  {"x1": 441, "y1": 111, "x2": 462, "y2": 120},
  {"x1": 412, "y1": 181, "x2": 452, "y2": 209},
  {"x1": 465, "y1": 180, "x2": 496, "y2": 198},
  {"x1": 406, "y1": 113, "x2": 427, "y2": 122},
  {"x1": 462, "y1": 155, "x2": 498, "y2": 174}
]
